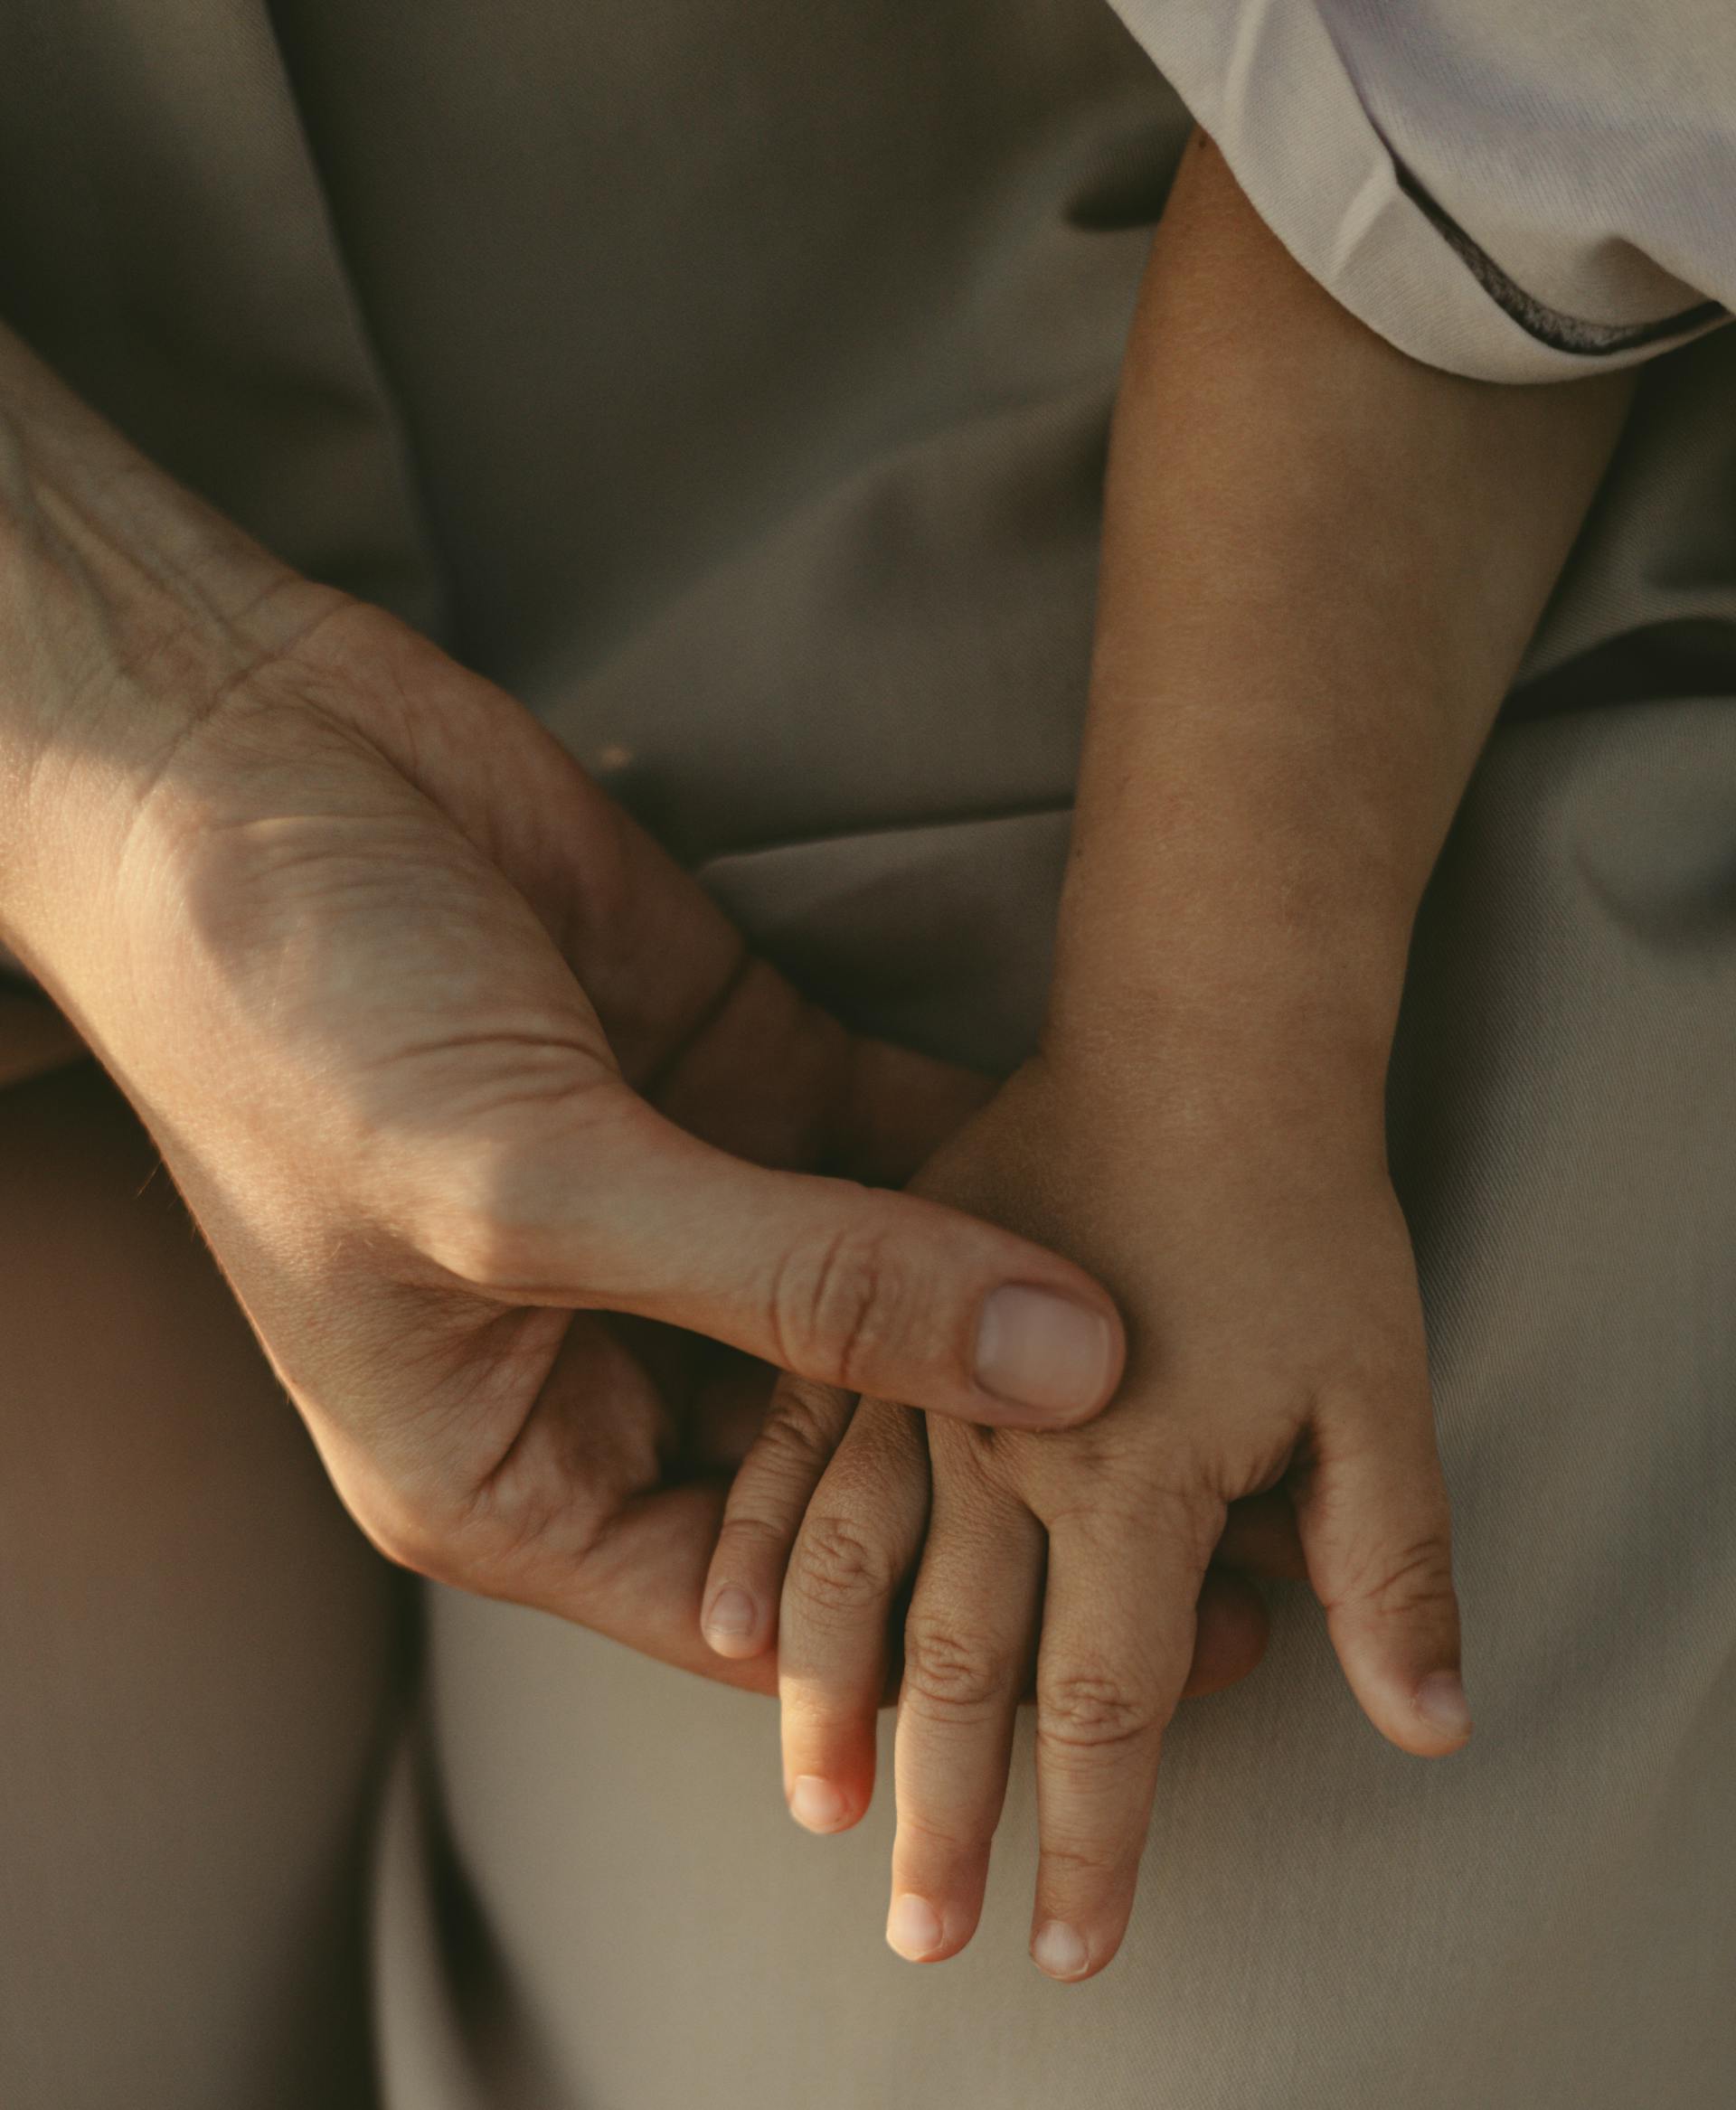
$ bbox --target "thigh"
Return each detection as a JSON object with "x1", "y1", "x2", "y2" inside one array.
[{"x1": 0, "y1": 1062, "x2": 410, "y2": 2110}]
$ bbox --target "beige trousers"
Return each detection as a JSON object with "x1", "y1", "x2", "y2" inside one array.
[{"x1": 0, "y1": 1063, "x2": 405, "y2": 2110}]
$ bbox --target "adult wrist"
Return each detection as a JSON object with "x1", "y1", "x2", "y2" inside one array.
[{"x1": 0, "y1": 395, "x2": 325, "y2": 986}]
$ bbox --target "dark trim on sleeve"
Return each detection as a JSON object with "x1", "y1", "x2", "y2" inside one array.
[{"x1": 1394, "y1": 161, "x2": 1728, "y2": 357}]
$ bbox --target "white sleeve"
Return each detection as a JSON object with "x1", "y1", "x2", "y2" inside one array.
[{"x1": 1106, "y1": 0, "x2": 1733, "y2": 381}]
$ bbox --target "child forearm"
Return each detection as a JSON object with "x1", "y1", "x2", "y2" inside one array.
[{"x1": 1043, "y1": 134, "x2": 1635, "y2": 1129}]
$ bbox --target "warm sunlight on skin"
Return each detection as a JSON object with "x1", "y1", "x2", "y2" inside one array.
[
  {"x1": 0, "y1": 315, "x2": 1143, "y2": 1697},
  {"x1": 701, "y1": 130, "x2": 1637, "y2": 1982}
]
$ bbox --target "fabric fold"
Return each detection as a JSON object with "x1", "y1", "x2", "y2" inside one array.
[{"x1": 1105, "y1": 0, "x2": 1732, "y2": 381}]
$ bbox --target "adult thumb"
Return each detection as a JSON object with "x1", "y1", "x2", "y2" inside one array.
[{"x1": 465, "y1": 1087, "x2": 1126, "y2": 1430}]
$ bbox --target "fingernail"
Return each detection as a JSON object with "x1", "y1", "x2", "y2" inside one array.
[
  {"x1": 789, "y1": 1775, "x2": 848, "y2": 1832},
  {"x1": 1414, "y1": 1670, "x2": 1474, "y2": 1742},
  {"x1": 703, "y1": 1587, "x2": 757, "y2": 1644},
  {"x1": 974, "y1": 1286, "x2": 1118, "y2": 1422},
  {"x1": 1033, "y1": 1920, "x2": 1090, "y2": 1980},
  {"x1": 887, "y1": 1893, "x2": 945, "y2": 1961}
]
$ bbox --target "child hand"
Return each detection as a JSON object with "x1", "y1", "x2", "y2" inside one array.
[
  {"x1": 703, "y1": 1052, "x2": 1467, "y2": 1978},
  {"x1": 698, "y1": 121, "x2": 1623, "y2": 1977}
]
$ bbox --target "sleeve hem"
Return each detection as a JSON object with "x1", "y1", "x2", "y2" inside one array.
[{"x1": 1108, "y1": 0, "x2": 1730, "y2": 382}]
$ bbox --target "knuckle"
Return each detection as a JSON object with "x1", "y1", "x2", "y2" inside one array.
[
  {"x1": 774, "y1": 1219, "x2": 910, "y2": 1392},
  {"x1": 353, "y1": 1459, "x2": 586, "y2": 1602},
  {"x1": 901, "y1": 1616, "x2": 1009, "y2": 1719},
  {"x1": 1335, "y1": 1532, "x2": 1456, "y2": 1623},
  {"x1": 1040, "y1": 1837, "x2": 1128, "y2": 1885},
  {"x1": 351, "y1": 1484, "x2": 468, "y2": 1586},
  {"x1": 896, "y1": 1806, "x2": 993, "y2": 1861},
  {"x1": 1039, "y1": 1449, "x2": 1221, "y2": 1561},
  {"x1": 753, "y1": 1379, "x2": 851, "y2": 1478},
  {"x1": 359, "y1": 1513, "x2": 438, "y2": 1577},
  {"x1": 1036, "y1": 1666, "x2": 1156, "y2": 1754},
  {"x1": 788, "y1": 1511, "x2": 898, "y2": 1616},
  {"x1": 717, "y1": 1510, "x2": 796, "y2": 1561}
]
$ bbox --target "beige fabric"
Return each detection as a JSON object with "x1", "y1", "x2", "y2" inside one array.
[
  {"x1": 1106, "y1": 0, "x2": 1736, "y2": 379},
  {"x1": 2, "y1": 5, "x2": 1734, "y2": 2107},
  {"x1": 377, "y1": 661, "x2": 1736, "y2": 2109},
  {"x1": 0, "y1": 1066, "x2": 407, "y2": 2110}
]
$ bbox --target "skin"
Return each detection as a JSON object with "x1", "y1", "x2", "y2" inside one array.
[
  {"x1": 0, "y1": 305, "x2": 1293, "y2": 1699},
  {"x1": 702, "y1": 134, "x2": 1637, "y2": 1975}
]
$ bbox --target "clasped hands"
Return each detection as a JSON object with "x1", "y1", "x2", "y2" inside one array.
[
  {"x1": 5, "y1": 528, "x2": 1464, "y2": 1989},
  {"x1": 5, "y1": 534, "x2": 1462, "y2": 1990},
  {"x1": 703, "y1": 1017, "x2": 1471, "y2": 1983},
  {"x1": 14, "y1": 109, "x2": 1645, "y2": 1991}
]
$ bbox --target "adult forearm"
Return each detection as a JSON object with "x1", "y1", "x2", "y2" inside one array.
[
  {"x1": 1043, "y1": 135, "x2": 1634, "y2": 1128},
  {"x1": 0, "y1": 313, "x2": 286, "y2": 649},
  {"x1": 0, "y1": 318, "x2": 333, "y2": 975}
]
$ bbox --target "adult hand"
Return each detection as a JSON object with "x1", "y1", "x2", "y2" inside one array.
[{"x1": 0, "y1": 350, "x2": 1132, "y2": 1689}]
